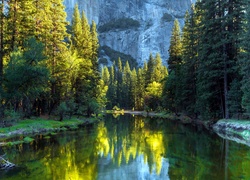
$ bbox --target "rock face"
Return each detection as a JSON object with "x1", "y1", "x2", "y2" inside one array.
[{"x1": 64, "y1": 0, "x2": 195, "y2": 66}]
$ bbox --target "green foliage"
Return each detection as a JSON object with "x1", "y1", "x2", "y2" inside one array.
[
  {"x1": 104, "y1": 53, "x2": 166, "y2": 111},
  {"x1": 4, "y1": 38, "x2": 49, "y2": 117},
  {"x1": 0, "y1": 1, "x2": 103, "y2": 119},
  {"x1": 241, "y1": 0, "x2": 250, "y2": 114},
  {"x1": 161, "y1": 0, "x2": 248, "y2": 120},
  {"x1": 98, "y1": 18, "x2": 140, "y2": 33},
  {"x1": 168, "y1": 19, "x2": 182, "y2": 72},
  {"x1": 57, "y1": 102, "x2": 67, "y2": 121},
  {"x1": 4, "y1": 109, "x2": 23, "y2": 121}
]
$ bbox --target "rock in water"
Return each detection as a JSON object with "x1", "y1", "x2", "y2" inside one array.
[{"x1": 0, "y1": 156, "x2": 15, "y2": 170}]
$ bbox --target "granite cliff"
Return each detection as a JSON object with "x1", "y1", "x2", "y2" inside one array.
[{"x1": 64, "y1": 0, "x2": 195, "y2": 66}]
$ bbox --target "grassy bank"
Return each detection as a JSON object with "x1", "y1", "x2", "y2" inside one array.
[{"x1": 0, "y1": 117, "x2": 98, "y2": 146}]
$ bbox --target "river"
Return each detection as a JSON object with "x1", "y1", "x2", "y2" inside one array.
[{"x1": 0, "y1": 114, "x2": 250, "y2": 179}]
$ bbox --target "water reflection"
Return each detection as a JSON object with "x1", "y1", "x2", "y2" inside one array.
[{"x1": 0, "y1": 115, "x2": 250, "y2": 179}]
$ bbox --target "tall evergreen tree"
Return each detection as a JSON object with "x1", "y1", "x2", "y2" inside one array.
[
  {"x1": 241, "y1": 1, "x2": 250, "y2": 114},
  {"x1": 146, "y1": 53, "x2": 155, "y2": 85},
  {"x1": 80, "y1": 10, "x2": 92, "y2": 59},
  {"x1": 122, "y1": 61, "x2": 132, "y2": 108},
  {"x1": 168, "y1": 19, "x2": 182, "y2": 72},
  {"x1": 71, "y1": 4, "x2": 82, "y2": 53},
  {"x1": 163, "y1": 19, "x2": 183, "y2": 113},
  {"x1": 46, "y1": 0, "x2": 69, "y2": 113},
  {"x1": 136, "y1": 68, "x2": 146, "y2": 110},
  {"x1": 180, "y1": 6, "x2": 201, "y2": 117}
]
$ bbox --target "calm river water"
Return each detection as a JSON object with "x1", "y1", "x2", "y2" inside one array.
[{"x1": 0, "y1": 114, "x2": 250, "y2": 180}]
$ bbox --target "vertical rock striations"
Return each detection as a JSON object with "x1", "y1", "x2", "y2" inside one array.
[{"x1": 64, "y1": 0, "x2": 195, "y2": 66}]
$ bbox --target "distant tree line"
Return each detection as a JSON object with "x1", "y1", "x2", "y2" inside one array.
[
  {"x1": 101, "y1": 54, "x2": 168, "y2": 111},
  {"x1": 0, "y1": 2, "x2": 104, "y2": 120}
]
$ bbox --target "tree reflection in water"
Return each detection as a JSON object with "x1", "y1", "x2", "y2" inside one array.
[{"x1": 1, "y1": 114, "x2": 250, "y2": 179}]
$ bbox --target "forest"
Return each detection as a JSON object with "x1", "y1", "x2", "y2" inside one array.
[
  {"x1": 102, "y1": 0, "x2": 250, "y2": 121},
  {"x1": 0, "y1": 0, "x2": 250, "y2": 122},
  {"x1": 0, "y1": 1, "x2": 102, "y2": 120}
]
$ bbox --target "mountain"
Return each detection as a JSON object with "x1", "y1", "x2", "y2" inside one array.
[{"x1": 64, "y1": 0, "x2": 195, "y2": 66}]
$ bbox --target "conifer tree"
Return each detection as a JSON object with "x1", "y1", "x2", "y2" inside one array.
[
  {"x1": 0, "y1": 0, "x2": 4, "y2": 118},
  {"x1": 71, "y1": 4, "x2": 82, "y2": 53},
  {"x1": 46, "y1": 0, "x2": 69, "y2": 113},
  {"x1": 6, "y1": 0, "x2": 36, "y2": 51},
  {"x1": 168, "y1": 19, "x2": 182, "y2": 72},
  {"x1": 196, "y1": 0, "x2": 246, "y2": 119},
  {"x1": 122, "y1": 61, "x2": 132, "y2": 108},
  {"x1": 0, "y1": 0, "x2": 5, "y2": 87},
  {"x1": 80, "y1": 10, "x2": 92, "y2": 59},
  {"x1": 136, "y1": 68, "x2": 146, "y2": 110},
  {"x1": 106, "y1": 63, "x2": 117, "y2": 109},
  {"x1": 131, "y1": 68, "x2": 137, "y2": 109},
  {"x1": 146, "y1": 53, "x2": 155, "y2": 85},
  {"x1": 180, "y1": 7, "x2": 201, "y2": 116},
  {"x1": 102, "y1": 66, "x2": 110, "y2": 86},
  {"x1": 116, "y1": 58, "x2": 123, "y2": 107},
  {"x1": 241, "y1": 1, "x2": 250, "y2": 114},
  {"x1": 163, "y1": 19, "x2": 183, "y2": 113}
]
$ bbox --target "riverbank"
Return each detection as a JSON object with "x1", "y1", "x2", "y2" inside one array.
[
  {"x1": 118, "y1": 110, "x2": 213, "y2": 129},
  {"x1": 0, "y1": 117, "x2": 98, "y2": 146},
  {"x1": 118, "y1": 110, "x2": 250, "y2": 146}
]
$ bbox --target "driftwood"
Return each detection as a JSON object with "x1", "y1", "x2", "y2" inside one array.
[{"x1": 0, "y1": 154, "x2": 15, "y2": 170}]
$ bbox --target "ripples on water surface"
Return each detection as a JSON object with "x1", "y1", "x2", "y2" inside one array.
[{"x1": 1, "y1": 114, "x2": 250, "y2": 179}]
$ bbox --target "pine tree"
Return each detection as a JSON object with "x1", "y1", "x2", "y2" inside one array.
[
  {"x1": 106, "y1": 63, "x2": 117, "y2": 109},
  {"x1": 116, "y1": 58, "x2": 123, "y2": 107},
  {"x1": 136, "y1": 68, "x2": 146, "y2": 110},
  {"x1": 146, "y1": 53, "x2": 155, "y2": 85},
  {"x1": 196, "y1": 0, "x2": 246, "y2": 119},
  {"x1": 0, "y1": 0, "x2": 4, "y2": 118},
  {"x1": 34, "y1": 0, "x2": 53, "y2": 50},
  {"x1": 180, "y1": 6, "x2": 201, "y2": 117},
  {"x1": 163, "y1": 19, "x2": 183, "y2": 113},
  {"x1": 47, "y1": 0, "x2": 69, "y2": 113},
  {"x1": 102, "y1": 66, "x2": 110, "y2": 86},
  {"x1": 241, "y1": 1, "x2": 250, "y2": 114},
  {"x1": 4, "y1": 37, "x2": 49, "y2": 117},
  {"x1": 122, "y1": 61, "x2": 132, "y2": 108},
  {"x1": 168, "y1": 19, "x2": 182, "y2": 72},
  {"x1": 0, "y1": 0, "x2": 5, "y2": 88},
  {"x1": 6, "y1": 0, "x2": 36, "y2": 51},
  {"x1": 131, "y1": 68, "x2": 137, "y2": 109},
  {"x1": 152, "y1": 53, "x2": 165, "y2": 83},
  {"x1": 91, "y1": 20, "x2": 99, "y2": 63},
  {"x1": 80, "y1": 10, "x2": 92, "y2": 59},
  {"x1": 71, "y1": 4, "x2": 82, "y2": 53}
]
